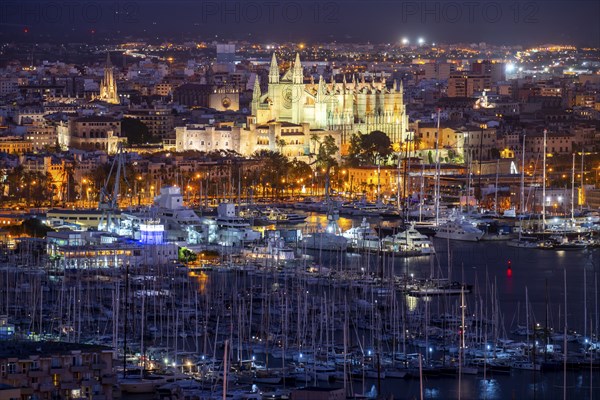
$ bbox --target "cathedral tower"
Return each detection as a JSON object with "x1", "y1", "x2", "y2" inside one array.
[{"x1": 98, "y1": 53, "x2": 119, "y2": 104}]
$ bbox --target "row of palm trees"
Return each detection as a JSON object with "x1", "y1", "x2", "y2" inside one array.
[
  {"x1": 0, "y1": 133, "x2": 345, "y2": 208},
  {"x1": 1, "y1": 166, "x2": 56, "y2": 207}
]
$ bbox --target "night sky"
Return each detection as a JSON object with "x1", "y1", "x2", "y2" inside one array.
[{"x1": 0, "y1": 0, "x2": 598, "y2": 46}]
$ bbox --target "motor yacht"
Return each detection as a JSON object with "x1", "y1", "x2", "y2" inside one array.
[{"x1": 434, "y1": 219, "x2": 483, "y2": 242}]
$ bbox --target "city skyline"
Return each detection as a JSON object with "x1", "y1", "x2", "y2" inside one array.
[{"x1": 0, "y1": 0, "x2": 598, "y2": 47}]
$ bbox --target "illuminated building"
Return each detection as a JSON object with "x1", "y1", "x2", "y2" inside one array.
[
  {"x1": 448, "y1": 73, "x2": 491, "y2": 98},
  {"x1": 251, "y1": 53, "x2": 409, "y2": 143},
  {"x1": 46, "y1": 230, "x2": 177, "y2": 269},
  {"x1": 94, "y1": 53, "x2": 119, "y2": 104},
  {"x1": 66, "y1": 116, "x2": 126, "y2": 154}
]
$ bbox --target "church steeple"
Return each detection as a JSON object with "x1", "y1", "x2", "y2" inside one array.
[
  {"x1": 292, "y1": 53, "x2": 303, "y2": 84},
  {"x1": 97, "y1": 51, "x2": 119, "y2": 104},
  {"x1": 269, "y1": 53, "x2": 279, "y2": 84}
]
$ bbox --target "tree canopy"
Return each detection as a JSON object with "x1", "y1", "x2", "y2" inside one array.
[
  {"x1": 121, "y1": 118, "x2": 160, "y2": 144},
  {"x1": 346, "y1": 130, "x2": 392, "y2": 166}
]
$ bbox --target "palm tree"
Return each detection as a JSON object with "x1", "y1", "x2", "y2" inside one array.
[
  {"x1": 275, "y1": 136, "x2": 286, "y2": 155},
  {"x1": 253, "y1": 149, "x2": 290, "y2": 199},
  {"x1": 315, "y1": 135, "x2": 339, "y2": 199}
]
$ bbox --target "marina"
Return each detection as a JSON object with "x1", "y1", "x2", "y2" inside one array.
[{"x1": 1, "y1": 206, "x2": 599, "y2": 399}]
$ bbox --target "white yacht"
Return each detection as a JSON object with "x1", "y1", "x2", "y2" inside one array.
[
  {"x1": 383, "y1": 222, "x2": 435, "y2": 254},
  {"x1": 214, "y1": 203, "x2": 261, "y2": 245},
  {"x1": 244, "y1": 232, "x2": 297, "y2": 264},
  {"x1": 299, "y1": 210, "x2": 348, "y2": 251},
  {"x1": 264, "y1": 208, "x2": 307, "y2": 224},
  {"x1": 342, "y1": 218, "x2": 381, "y2": 251},
  {"x1": 434, "y1": 219, "x2": 483, "y2": 242}
]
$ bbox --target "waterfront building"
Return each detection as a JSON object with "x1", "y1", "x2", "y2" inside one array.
[
  {"x1": 46, "y1": 230, "x2": 178, "y2": 269},
  {"x1": 175, "y1": 121, "x2": 342, "y2": 163},
  {"x1": 45, "y1": 209, "x2": 109, "y2": 230},
  {"x1": 0, "y1": 341, "x2": 115, "y2": 399}
]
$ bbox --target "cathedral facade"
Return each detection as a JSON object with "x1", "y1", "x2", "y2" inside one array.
[{"x1": 251, "y1": 53, "x2": 409, "y2": 144}]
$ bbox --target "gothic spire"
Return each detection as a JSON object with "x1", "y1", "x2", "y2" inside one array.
[
  {"x1": 292, "y1": 53, "x2": 303, "y2": 84},
  {"x1": 269, "y1": 53, "x2": 279, "y2": 84},
  {"x1": 252, "y1": 75, "x2": 261, "y2": 101}
]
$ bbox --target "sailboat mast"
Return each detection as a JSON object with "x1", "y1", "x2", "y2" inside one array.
[
  {"x1": 571, "y1": 153, "x2": 575, "y2": 221},
  {"x1": 434, "y1": 108, "x2": 441, "y2": 226},
  {"x1": 563, "y1": 269, "x2": 567, "y2": 400},
  {"x1": 580, "y1": 148, "x2": 584, "y2": 211},
  {"x1": 542, "y1": 129, "x2": 547, "y2": 230},
  {"x1": 521, "y1": 134, "x2": 526, "y2": 214},
  {"x1": 419, "y1": 164, "x2": 424, "y2": 223},
  {"x1": 494, "y1": 159, "x2": 499, "y2": 216}
]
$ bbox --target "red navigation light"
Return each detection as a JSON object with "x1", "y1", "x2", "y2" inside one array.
[
  {"x1": 507, "y1": 266, "x2": 512, "y2": 277},
  {"x1": 23, "y1": 28, "x2": 29, "y2": 33}
]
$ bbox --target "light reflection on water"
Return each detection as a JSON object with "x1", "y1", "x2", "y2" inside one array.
[
  {"x1": 188, "y1": 270, "x2": 208, "y2": 293},
  {"x1": 479, "y1": 378, "x2": 501, "y2": 400},
  {"x1": 424, "y1": 387, "x2": 440, "y2": 398},
  {"x1": 302, "y1": 213, "x2": 401, "y2": 233}
]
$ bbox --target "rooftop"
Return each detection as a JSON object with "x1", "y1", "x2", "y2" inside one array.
[{"x1": 0, "y1": 341, "x2": 110, "y2": 359}]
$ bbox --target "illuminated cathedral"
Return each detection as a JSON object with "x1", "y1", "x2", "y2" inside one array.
[
  {"x1": 95, "y1": 53, "x2": 119, "y2": 104},
  {"x1": 251, "y1": 53, "x2": 409, "y2": 143}
]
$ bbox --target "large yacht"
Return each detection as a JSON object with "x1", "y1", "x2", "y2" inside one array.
[
  {"x1": 299, "y1": 210, "x2": 348, "y2": 251},
  {"x1": 434, "y1": 219, "x2": 484, "y2": 242},
  {"x1": 264, "y1": 208, "x2": 307, "y2": 224},
  {"x1": 342, "y1": 218, "x2": 381, "y2": 251},
  {"x1": 383, "y1": 222, "x2": 435, "y2": 254},
  {"x1": 244, "y1": 232, "x2": 297, "y2": 264},
  {"x1": 214, "y1": 203, "x2": 261, "y2": 245}
]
